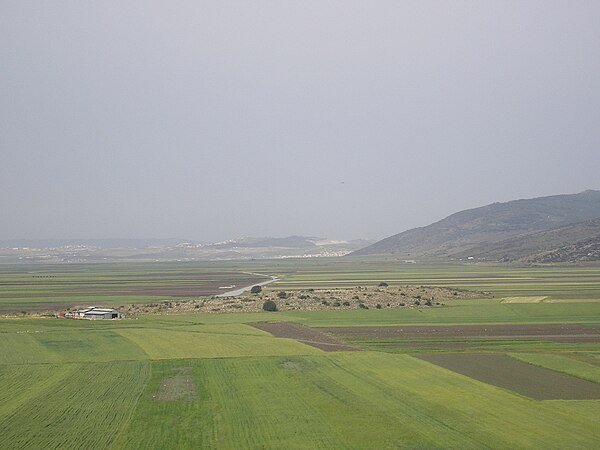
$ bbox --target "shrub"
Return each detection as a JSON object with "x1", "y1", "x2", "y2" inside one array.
[
  {"x1": 321, "y1": 300, "x2": 330, "y2": 306},
  {"x1": 250, "y1": 285, "x2": 262, "y2": 294},
  {"x1": 425, "y1": 299, "x2": 432, "y2": 306},
  {"x1": 414, "y1": 299, "x2": 421, "y2": 306},
  {"x1": 276, "y1": 291, "x2": 287, "y2": 299},
  {"x1": 342, "y1": 301, "x2": 351, "y2": 306},
  {"x1": 333, "y1": 301, "x2": 341, "y2": 307},
  {"x1": 378, "y1": 282, "x2": 388, "y2": 287},
  {"x1": 262, "y1": 300, "x2": 277, "y2": 312},
  {"x1": 376, "y1": 304, "x2": 382, "y2": 309},
  {"x1": 358, "y1": 303, "x2": 368, "y2": 309},
  {"x1": 399, "y1": 302, "x2": 405, "y2": 306}
]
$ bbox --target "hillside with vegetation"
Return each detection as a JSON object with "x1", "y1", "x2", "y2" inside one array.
[
  {"x1": 455, "y1": 218, "x2": 600, "y2": 262},
  {"x1": 352, "y1": 190, "x2": 600, "y2": 261}
]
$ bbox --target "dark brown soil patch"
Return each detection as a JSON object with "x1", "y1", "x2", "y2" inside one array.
[
  {"x1": 249, "y1": 322, "x2": 361, "y2": 352},
  {"x1": 153, "y1": 372, "x2": 197, "y2": 401},
  {"x1": 414, "y1": 353, "x2": 600, "y2": 400}
]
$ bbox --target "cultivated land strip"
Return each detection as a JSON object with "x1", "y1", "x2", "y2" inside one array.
[
  {"x1": 317, "y1": 323, "x2": 600, "y2": 338},
  {"x1": 415, "y1": 353, "x2": 600, "y2": 400},
  {"x1": 249, "y1": 322, "x2": 361, "y2": 352}
]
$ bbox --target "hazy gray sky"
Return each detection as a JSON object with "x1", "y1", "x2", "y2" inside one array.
[{"x1": 2, "y1": 1, "x2": 599, "y2": 242}]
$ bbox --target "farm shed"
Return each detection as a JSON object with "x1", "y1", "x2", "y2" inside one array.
[{"x1": 74, "y1": 307, "x2": 124, "y2": 320}]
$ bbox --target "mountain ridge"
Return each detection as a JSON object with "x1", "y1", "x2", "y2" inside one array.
[{"x1": 351, "y1": 190, "x2": 600, "y2": 260}]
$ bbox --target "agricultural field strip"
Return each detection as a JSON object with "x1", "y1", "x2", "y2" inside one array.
[
  {"x1": 414, "y1": 353, "x2": 600, "y2": 400},
  {"x1": 249, "y1": 322, "x2": 361, "y2": 352},
  {"x1": 0, "y1": 361, "x2": 150, "y2": 449},
  {"x1": 115, "y1": 326, "x2": 324, "y2": 360},
  {"x1": 0, "y1": 322, "x2": 299, "y2": 365},
  {"x1": 314, "y1": 324, "x2": 600, "y2": 352},
  {"x1": 509, "y1": 353, "x2": 600, "y2": 384},
  {"x1": 116, "y1": 353, "x2": 600, "y2": 449},
  {"x1": 289, "y1": 302, "x2": 600, "y2": 327},
  {"x1": 315, "y1": 323, "x2": 600, "y2": 338}
]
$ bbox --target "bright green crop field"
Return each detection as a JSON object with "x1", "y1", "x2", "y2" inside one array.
[{"x1": 1, "y1": 259, "x2": 600, "y2": 448}]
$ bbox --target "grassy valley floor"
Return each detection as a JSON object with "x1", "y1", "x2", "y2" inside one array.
[{"x1": 1, "y1": 260, "x2": 600, "y2": 448}]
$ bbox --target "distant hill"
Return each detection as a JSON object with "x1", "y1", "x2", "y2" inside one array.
[{"x1": 351, "y1": 190, "x2": 600, "y2": 260}]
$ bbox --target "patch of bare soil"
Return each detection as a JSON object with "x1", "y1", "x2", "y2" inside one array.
[
  {"x1": 153, "y1": 368, "x2": 197, "y2": 401},
  {"x1": 250, "y1": 322, "x2": 361, "y2": 352},
  {"x1": 279, "y1": 359, "x2": 306, "y2": 371}
]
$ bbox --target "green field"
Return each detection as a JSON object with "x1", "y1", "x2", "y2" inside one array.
[{"x1": 1, "y1": 259, "x2": 600, "y2": 448}]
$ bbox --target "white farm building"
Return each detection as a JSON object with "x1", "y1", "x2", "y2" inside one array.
[{"x1": 74, "y1": 307, "x2": 124, "y2": 320}]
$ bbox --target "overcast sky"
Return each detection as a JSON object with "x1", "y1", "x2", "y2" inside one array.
[{"x1": 1, "y1": 1, "x2": 599, "y2": 242}]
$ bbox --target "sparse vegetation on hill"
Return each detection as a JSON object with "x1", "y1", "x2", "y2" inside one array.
[{"x1": 457, "y1": 218, "x2": 600, "y2": 263}]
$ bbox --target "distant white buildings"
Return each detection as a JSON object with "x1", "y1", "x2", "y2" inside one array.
[{"x1": 70, "y1": 307, "x2": 124, "y2": 320}]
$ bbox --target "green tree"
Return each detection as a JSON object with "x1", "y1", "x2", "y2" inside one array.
[
  {"x1": 262, "y1": 300, "x2": 277, "y2": 312},
  {"x1": 250, "y1": 285, "x2": 262, "y2": 294}
]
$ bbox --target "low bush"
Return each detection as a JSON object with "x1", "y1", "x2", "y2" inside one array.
[
  {"x1": 250, "y1": 285, "x2": 262, "y2": 294},
  {"x1": 262, "y1": 300, "x2": 277, "y2": 312},
  {"x1": 276, "y1": 291, "x2": 287, "y2": 299}
]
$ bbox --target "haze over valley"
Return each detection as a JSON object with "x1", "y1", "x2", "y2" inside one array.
[{"x1": 2, "y1": 2, "x2": 600, "y2": 449}]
